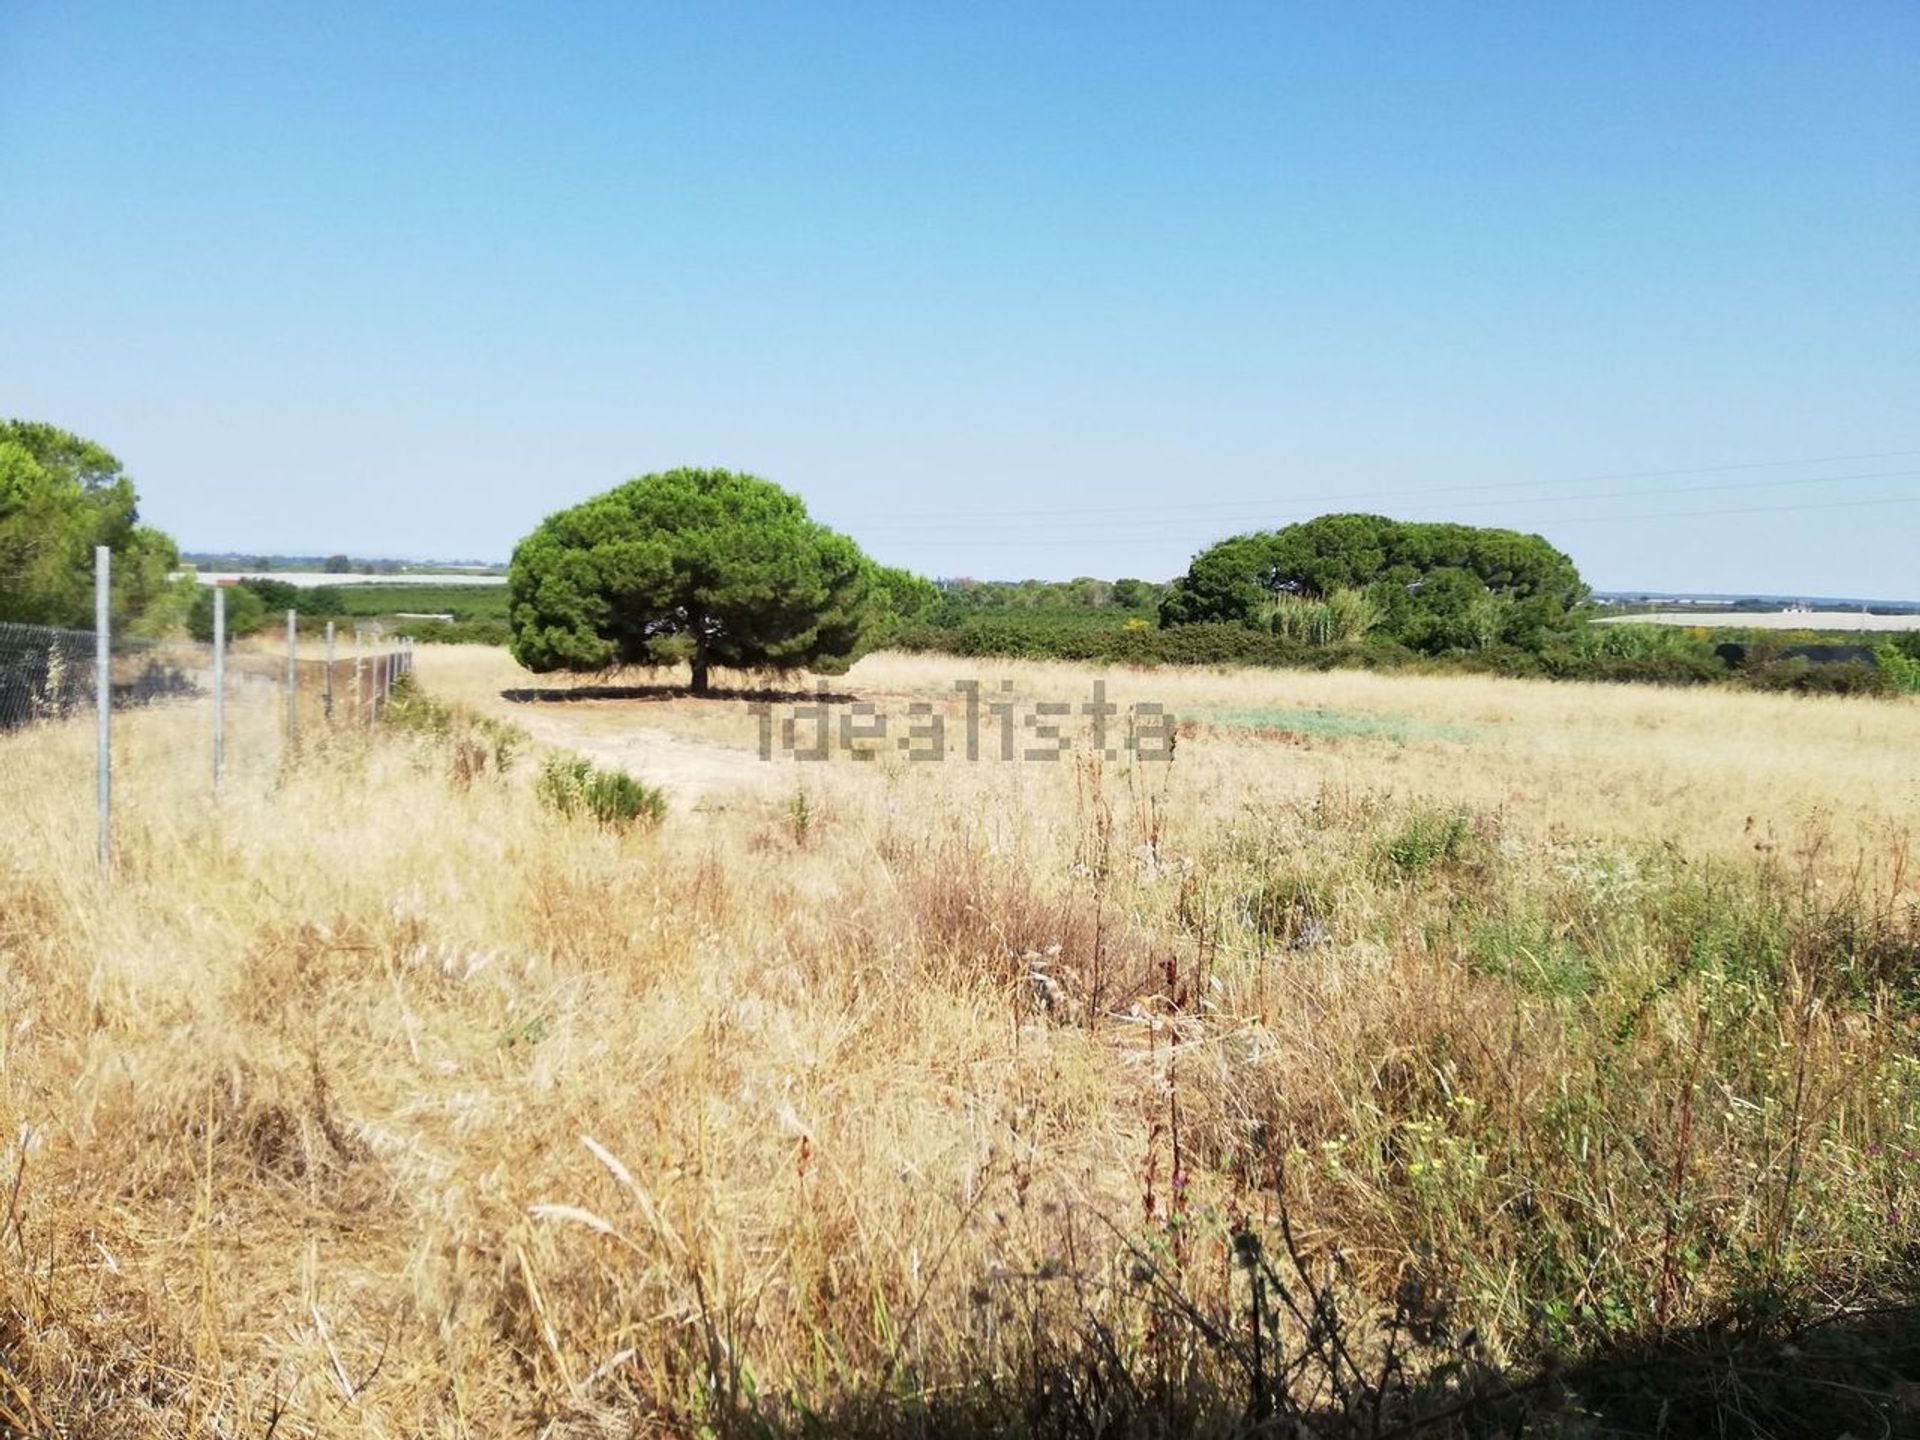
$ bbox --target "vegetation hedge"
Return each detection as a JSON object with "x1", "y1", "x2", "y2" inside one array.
[{"x1": 892, "y1": 618, "x2": 1918, "y2": 695}]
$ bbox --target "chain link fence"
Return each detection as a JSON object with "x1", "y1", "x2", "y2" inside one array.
[
  {"x1": 2, "y1": 554, "x2": 414, "y2": 871},
  {"x1": 0, "y1": 621, "x2": 98, "y2": 729}
]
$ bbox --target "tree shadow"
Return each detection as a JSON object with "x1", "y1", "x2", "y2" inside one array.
[
  {"x1": 1536, "y1": 1297, "x2": 1920, "y2": 1440},
  {"x1": 500, "y1": 683, "x2": 859, "y2": 706},
  {"x1": 670, "y1": 1286, "x2": 1920, "y2": 1439}
]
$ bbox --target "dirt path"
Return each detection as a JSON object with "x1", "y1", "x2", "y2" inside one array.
[
  {"x1": 501, "y1": 703, "x2": 777, "y2": 806},
  {"x1": 404, "y1": 647, "x2": 800, "y2": 805}
]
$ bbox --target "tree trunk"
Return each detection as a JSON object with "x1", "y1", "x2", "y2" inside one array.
[{"x1": 690, "y1": 645, "x2": 711, "y2": 697}]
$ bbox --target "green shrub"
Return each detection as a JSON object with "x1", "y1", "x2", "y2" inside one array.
[
  {"x1": 1743, "y1": 658, "x2": 1891, "y2": 697},
  {"x1": 1469, "y1": 909, "x2": 1598, "y2": 999},
  {"x1": 1568, "y1": 622, "x2": 1718, "y2": 662},
  {"x1": 237, "y1": 577, "x2": 347, "y2": 617},
  {"x1": 187, "y1": 584, "x2": 267, "y2": 642},
  {"x1": 1875, "y1": 644, "x2": 1920, "y2": 694},
  {"x1": 380, "y1": 673, "x2": 453, "y2": 735},
  {"x1": 1380, "y1": 805, "x2": 1478, "y2": 876},
  {"x1": 537, "y1": 754, "x2": 666, "y2": 829},
  {"x1": 381, "y1": 675, "x2": 526, "y2": 777},
  {"x1": 1541, "y1": 649, "x2": 1727, "y2": 686}
]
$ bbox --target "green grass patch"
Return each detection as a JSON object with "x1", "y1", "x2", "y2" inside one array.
[
  {"x1": 1469, "y1": 909, "x2": 1600, "y2": 999},
  {"x1": 1195, "y1": 704, "x2": 1473, "y2": 745}
]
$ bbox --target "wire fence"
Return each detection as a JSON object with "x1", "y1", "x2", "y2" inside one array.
[
  {"x1": 2, "y1": 555, "x2": 414, "y2": 872},
  {"x1": 0, "y1": 621, "x2": 98, "y2": 729}
]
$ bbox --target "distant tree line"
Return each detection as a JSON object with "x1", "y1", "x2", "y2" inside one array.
[
  {"x1": 181, "y1": 552, "x2": 504, "y2": 576},
  {"x1": 9, "y1": 424, "x2": 1913, "y2": 698},
  {"x1": 926, "y1": 576, "x2": 1163, "y2": 618}
]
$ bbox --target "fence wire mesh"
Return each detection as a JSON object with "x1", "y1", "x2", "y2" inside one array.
[
  {"x1": 0, "y1": 621, "x2": 98, "y2": 731},
  {"x1": 2, "y1": 614, "x2": 413, "y2": 870}
]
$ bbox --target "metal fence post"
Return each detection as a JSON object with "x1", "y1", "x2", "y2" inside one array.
[
  {"x1": 95, "y1": 545, "x2": 110, "y2": 872},
  {"x1": 213, "y1": 587, "x2": 226, "y2": 792},
  {"x1": 285, "y1": 609, "x2": 298, "y2": 750},
  {"x1": 324, "y1": 620, "x2": 335, "y2": 723},
  {"x1": 355, "y1": 627, "x2": 366, "y2": 726}
]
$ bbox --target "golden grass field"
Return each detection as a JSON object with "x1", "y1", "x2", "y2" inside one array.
[{"x1": 3, "y1": 647, "x2": 1917, "y2": 1437}]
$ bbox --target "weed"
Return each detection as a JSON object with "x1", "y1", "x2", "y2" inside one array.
[
  {"x1": 536, "y1": 753, "x2": 667, "y2": 828},
  {"x1": 1381, "y1": 804, "x2": 1479, "y2": 876},
  {"x1": 382, "y1": 673, "x2": 526, "y2": 781},
  {"x1": 787, "y1": 785, "x2": 814, "y2": 846}
]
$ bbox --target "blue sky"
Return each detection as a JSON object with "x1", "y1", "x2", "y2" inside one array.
[{"x1": 3, "y1": 2, "x2": 1915, "y2": 595}]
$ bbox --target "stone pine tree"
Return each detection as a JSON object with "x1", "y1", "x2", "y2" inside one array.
[
  {"x1": 507, "y1": 468, "x2": 873, "y2": 695},
  {"x1": 1158, "y1": 513, "x2": 1587, "y2": 654}
]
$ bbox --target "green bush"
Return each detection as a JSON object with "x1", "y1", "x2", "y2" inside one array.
[
  {"x1": 892, "y1": 618, "x2": 1330, "y2": 668},
  {"x1": 1743, "y1": 658, "x2": 1891, "y2": 697},
  {"x1": 381, "y1": 675, "x2": 526, "y2": 777},
  {"x1": 379, "y1": 673, "x2": 454, "y2": 735},
  {"x1": 187, "y1": 584, "x2": 267, "y2": 642},
  {"x1": 536, "y1": 754, "x2": 666, "y2": 829},
  {"x1": 1565, "y1": 621, "x2": 1717, "y2": 662},
  {"x1": 1540, "y1": 649, "x2": 1727, "y2": 686},
  {"x1": 1875, "y1": 644, "x2": 1920, "y2": 694},
  {"x1": 1379, "y1": 805, "x2": 1478, "y2": 876},
  {"x1": 237, "y1": 577, "x2": 347, "y2": 617}
]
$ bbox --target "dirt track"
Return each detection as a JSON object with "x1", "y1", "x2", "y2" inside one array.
[{"x1": 495, "y1": 700, "x2": 776, "y2": 806}]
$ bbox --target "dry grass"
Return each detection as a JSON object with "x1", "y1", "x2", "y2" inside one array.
[
  {"x1": 427, "y1": 646, "x2": 1920, "y2": 864},
  {"x1": 2, "y1": 651, "x2": 1917, "y2": 1437}
]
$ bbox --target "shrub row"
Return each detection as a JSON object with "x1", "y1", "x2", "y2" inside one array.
[
  {"x1": 393, "y1": 617, "x2": 514, "y2": 646},
  {"x1": 891, "y1": 621, "x2": 1916, "y2": 695}
]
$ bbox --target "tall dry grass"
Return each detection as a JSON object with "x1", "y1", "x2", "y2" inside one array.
[
  {"x1": 2, "y1": 654, "x2": 1917, "y2": 1437},
  {"x1": 426, "y1": 645, "x2": 1920, "y2": 867}
]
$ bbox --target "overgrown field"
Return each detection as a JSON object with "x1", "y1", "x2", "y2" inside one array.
[{"x1": 2, "y1": 652, "x2": 1917, "y2": 1437}]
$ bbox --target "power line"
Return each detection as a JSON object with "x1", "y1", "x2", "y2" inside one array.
[
  {"x1": 847, "y1": 468, "x2": 1920, "y2": 536},
  {"x1": 884, "y1": 491, "x2": 1920, "y2": 549},
  {"x1": 1553, "y1": 492, "x2": 1920, "y2": 525},
  {"x1": 842, "y1": 447, "x2": 1920, "y2": 526}
]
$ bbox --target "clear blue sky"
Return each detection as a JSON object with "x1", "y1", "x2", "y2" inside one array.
[{"x1": 3, "y1": 3, "x2": 1915, "y2": 595}]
